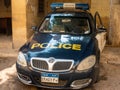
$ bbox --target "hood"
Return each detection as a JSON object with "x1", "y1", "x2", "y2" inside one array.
[{"x1": 21, "y1": 33, "x2": 95, "y2": 62}]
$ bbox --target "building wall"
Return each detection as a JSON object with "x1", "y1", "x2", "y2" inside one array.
[
  {"x1": 0, "y1": 0, "x2": 12, "y2": 35},
  {"x1": 11, "y1": 0, "x2": 27, "y2": 48},
  {"x1": 91, "y1": 0, "x2": 110, "y2": 29},
  {"x1": 110, "y1": 5, "x2": 120, "y2": 46},
  {"x1": 0, "y1": 0, "x2": 11, "y2": 18},
  {"x1": 12, "y1": 0, "x2": 44, "y2": 48},
  {"x1": 91, "y1": 0, "x2": 110, "y2": 43},
  {"x1": 109, "y1": 0, "x2": 120, "y2": 46},
  {"x1": 26, "y1": 0, "x2": 40, "y2": 39}
]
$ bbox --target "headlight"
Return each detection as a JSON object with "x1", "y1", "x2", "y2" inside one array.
[
  {"x1": 17, "y1": 52, "x2": 27, "y2": 66},
  {"x1": 77, "y1": 55, "x2": 96, "y2": 71}
]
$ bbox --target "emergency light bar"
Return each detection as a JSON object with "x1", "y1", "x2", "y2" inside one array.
[{"x1": 51, "y1": 3, "x2": 89, "y2": 11}]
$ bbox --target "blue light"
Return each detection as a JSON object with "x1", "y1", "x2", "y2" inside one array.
[
  {"x1": 50, "y1": 3, "x2": 89, "y2": 11},
  {"x1": 51, "y1": 3, "x2": 63, "y2": 10},
  {"x1": 76, "y1": 3, "x2": 89, "y2": 10}
]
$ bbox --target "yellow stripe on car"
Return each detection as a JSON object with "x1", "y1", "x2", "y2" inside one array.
[{"x1": 31, "y1": 43, "x2": 81, "y2": 51}]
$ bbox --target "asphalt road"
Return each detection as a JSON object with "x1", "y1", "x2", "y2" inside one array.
[{"x1": 0, "y1": 47, "x2": 120, "y2": 90}]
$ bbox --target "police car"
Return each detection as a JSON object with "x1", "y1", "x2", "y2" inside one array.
[{"x1": 16, "y1": 3, "x2": 106, "y2": 89}]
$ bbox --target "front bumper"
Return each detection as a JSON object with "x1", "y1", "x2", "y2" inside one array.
[{"x1": 16, "y1": 63, "x2": 95, "y2": 89}]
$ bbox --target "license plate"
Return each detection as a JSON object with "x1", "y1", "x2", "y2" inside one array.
[{"x1": 41, "y1": 73, "x2": 59, "y2": 83}]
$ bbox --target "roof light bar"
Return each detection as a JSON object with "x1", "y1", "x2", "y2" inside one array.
[{"x1": 51, "y1": 3, "x2": 89, "y2": 11}]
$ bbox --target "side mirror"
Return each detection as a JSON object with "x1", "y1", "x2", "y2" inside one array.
[
  {"x1": 32, "y1": 26, "x2": 38, "y2": 31},
  {"x1": 98, "y1": 26, "x2": 106, "y2": 33}
]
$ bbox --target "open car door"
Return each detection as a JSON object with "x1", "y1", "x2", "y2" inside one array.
[{"x1": 94, "y1": 12, "x2": 107, "y2": 52}]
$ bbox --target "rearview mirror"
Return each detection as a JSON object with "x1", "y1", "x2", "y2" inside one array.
[{"x1": 98, "y1": 26, "x2": 106, "y2": 33}]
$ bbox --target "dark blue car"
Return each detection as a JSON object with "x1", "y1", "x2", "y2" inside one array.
[{"x1": 16, "y1": 3, "x2": 106, "y2": 89}]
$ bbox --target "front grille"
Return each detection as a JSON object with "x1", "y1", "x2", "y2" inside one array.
[
  {"x1": 31, "y1": 58, "x2": 74, "y2": 72},
  {"x1": 53, "y1": 62, "x2": 72, "y2": 70},
  {"x1": 32, "y1": 59, "x2": 48, "y2": 70}
]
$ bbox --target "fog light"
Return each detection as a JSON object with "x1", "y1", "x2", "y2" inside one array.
[
  {"x1": 71, "y1": 78, "x2": 92, "y2": 89},
  {"x1": 18, "y1": 73, "x2": 32, "y2": 85}
]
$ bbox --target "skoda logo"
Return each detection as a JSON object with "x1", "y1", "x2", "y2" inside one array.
[{"x1": 48, "y1": 57, "x2": 55, "y2": 63}]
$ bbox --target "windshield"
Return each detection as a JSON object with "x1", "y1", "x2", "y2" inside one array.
[{"x1": 39, "y1": 15, "x2": 90, "y2": 34}]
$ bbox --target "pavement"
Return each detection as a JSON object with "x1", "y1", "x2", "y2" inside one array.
[
  {"x1": 0, "y1": 49, "x2": 18, "y2": 57},
  {"x1": 0, "y1": 35, "x2": 18, "y2": 57},
  {"x1": 102, "y1": 46, "x2": 120, "y2": 65}
]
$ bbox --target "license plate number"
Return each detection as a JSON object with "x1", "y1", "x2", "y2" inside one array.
[{"x1": 41, "y1": 73, "x2": 59, "y2": 83}]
